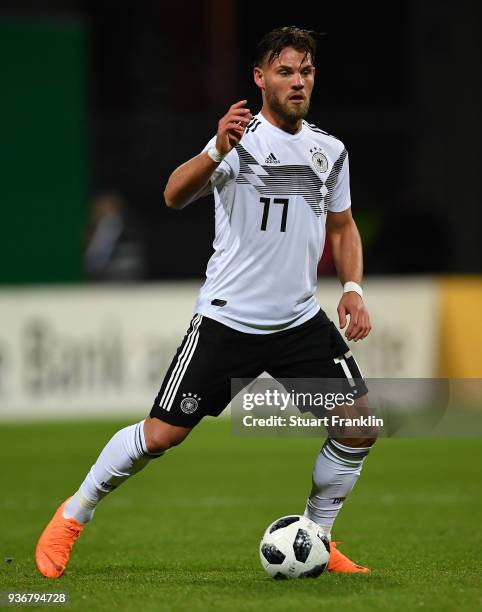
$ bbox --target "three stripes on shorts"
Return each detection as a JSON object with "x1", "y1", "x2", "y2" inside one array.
[{"x1": 158, "y1": 314, "x2": 203, "y2": 411}]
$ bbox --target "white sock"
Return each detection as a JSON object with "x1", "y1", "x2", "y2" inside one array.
[
  {"x1": 304, "y1": 439, "x2": 370, "y2": 539},
  {"x1": 63, "y1": 420, "x2": 163, "y2": 524}
]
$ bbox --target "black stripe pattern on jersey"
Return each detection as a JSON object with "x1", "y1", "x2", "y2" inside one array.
[
  {"x1": 304, "y1": 121, "x2": 336, "y2": 139},
  {"x1": 323, "y1": 148, "x2": 347, "y2": 214},
  {"x1": 235, "y1": 144, "x2": 347, "y2": 217},
  {"x1": 245, "y1": 118, "x2": 261, "y2": 133},
  {"x1": 305, "y1": 122, "x2": 329, "y2": 135}
]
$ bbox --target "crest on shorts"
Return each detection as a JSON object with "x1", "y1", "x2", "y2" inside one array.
[
  {"x1": 310, "y1": 146, "x2": 328, "y2": 174},
  {"x1": 180, "y1": 393, "x2": 201, "y2": 414}
]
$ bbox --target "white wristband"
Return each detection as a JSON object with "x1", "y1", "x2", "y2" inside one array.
[
  {"x1": 207, "y1": 146, "x2": 226, "y2": 163},
  {"x1": 343, "y1": 281, "x2": 363, "y2": 298}
]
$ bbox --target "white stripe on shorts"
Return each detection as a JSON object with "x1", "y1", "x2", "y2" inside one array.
[
  {"x1": 333, "y1": 354, "x2": 356, "y2": 388},
  {"x1": 159, "y1": 314, "x2": 203, "y2": 412}
]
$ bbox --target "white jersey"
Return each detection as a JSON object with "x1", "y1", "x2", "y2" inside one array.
[{"x1": 194, "y1": 112, "x2": 351, "y2": 333}]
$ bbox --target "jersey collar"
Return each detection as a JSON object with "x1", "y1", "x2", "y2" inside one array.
[{"x1": 257, "y1": 111, "x2": 305, "y2": 141}]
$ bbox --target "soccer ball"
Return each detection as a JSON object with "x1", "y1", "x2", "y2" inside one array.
[{"x1": 259, "y1": 515, "x2": 330, "y2": 579}]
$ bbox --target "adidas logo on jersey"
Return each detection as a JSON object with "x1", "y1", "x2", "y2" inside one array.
[{"x1": 265, "y1": 152, "x2": 280, "y2": 165}]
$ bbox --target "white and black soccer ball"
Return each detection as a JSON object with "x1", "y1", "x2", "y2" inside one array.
[{"x1": 259, "y1": 515, "x2": 330, "y2": 579}]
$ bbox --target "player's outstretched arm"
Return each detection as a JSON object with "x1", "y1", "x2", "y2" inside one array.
[
  {"x1": 326, "y1": 209, "x2": 372, "y2": 342},
  {"x1": 163, "y1": 100, "x2": 252, "y2": 210}
]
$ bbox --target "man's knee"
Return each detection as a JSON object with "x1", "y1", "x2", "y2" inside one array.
[
  {"x1": 331, "y1": 397, "x2": 380, "y2": 447},
  {"x1": 143, "y1": 417, "x2": 192, "y2": 453},
  {"x1": 335, "y1": 434, "x2": 378, "y2": 448}
]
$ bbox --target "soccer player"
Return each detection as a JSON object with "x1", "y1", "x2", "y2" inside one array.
[{"x1": 36, "y1": 26, "x2": 374, "y2": 578}]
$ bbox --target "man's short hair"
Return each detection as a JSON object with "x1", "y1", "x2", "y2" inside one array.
[{"x1": 254, "y1": 26, "x2": 318, "y2": 68}]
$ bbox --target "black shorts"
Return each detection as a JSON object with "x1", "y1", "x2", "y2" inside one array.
[{"x1": 150, "y1": 309, "x2": 367, "y2": 427}]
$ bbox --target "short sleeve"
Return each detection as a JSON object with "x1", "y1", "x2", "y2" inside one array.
[
  {"x1": 199, "y1": 136, "x2": 240, "y2": 195},
  {"x1": 327, "y1": 149, "x2": 351, "y2": 213}
]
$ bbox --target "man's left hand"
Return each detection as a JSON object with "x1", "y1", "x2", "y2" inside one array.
[{"x1": 337, "y1": 292, "x2": 372, "y2": 341}]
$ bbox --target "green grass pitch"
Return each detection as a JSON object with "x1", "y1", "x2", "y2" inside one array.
[{"x1": 1, "y1": 418, "x2": 480, "y2": 611}]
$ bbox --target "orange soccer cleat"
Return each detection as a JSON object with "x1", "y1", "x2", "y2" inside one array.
[
  {"x1": 35, "y1": 499, "x2": 85, "y2": 579},
  {"x1": 327, "y1": 541, "x2": 370, "y2": 573}
]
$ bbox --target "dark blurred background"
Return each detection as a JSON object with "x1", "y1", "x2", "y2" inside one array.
[{"x1": 1, "y1": 0, "x2": 481, "y2": 283}]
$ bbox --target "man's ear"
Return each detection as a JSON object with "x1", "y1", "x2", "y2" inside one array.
[{"x1": 253, "y1": 66, "x2": 264, "y2": 90}]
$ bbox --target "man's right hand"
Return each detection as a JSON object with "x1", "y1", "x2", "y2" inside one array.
[
  {"x1": 163, "y1": 100, "x2": 252, "y2": 210},
  {"x1": 215, "y1": 100, "x2": 253, "y2": 155}
]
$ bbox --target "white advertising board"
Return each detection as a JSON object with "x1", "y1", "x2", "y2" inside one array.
[{"x1": 0, "y1": 279, "x2": 438, "y2": 420}]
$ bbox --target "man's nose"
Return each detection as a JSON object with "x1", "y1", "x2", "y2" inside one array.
[{"x1": 292, "y1": 74, "x2": 304, "y2": 89}]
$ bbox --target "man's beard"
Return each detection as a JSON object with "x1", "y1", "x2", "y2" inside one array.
[{"x1": 265, "y1": 88, "x2": 310, "y2": 124}]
